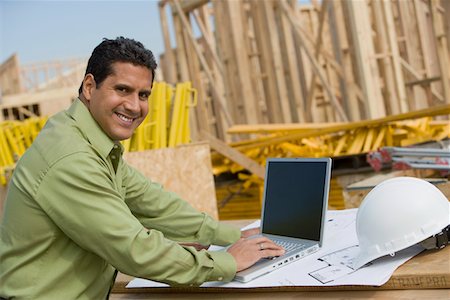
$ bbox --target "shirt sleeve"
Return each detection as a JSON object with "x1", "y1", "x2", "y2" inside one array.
[
  {"x1": 35, "y1": 152, "x2": 240, "y2": 285},
  {"x1": 122, "y1": 162, "x2": 241, "y2": 246}
]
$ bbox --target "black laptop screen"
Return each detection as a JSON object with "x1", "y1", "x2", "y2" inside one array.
[{"x1": 262, "y1": 160, "x2": 328, "y2": 241}]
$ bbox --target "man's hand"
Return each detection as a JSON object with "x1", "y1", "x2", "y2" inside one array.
[
  {"x1": 241, "y1": 227, "x2": 260, "y2": 238},
  {"x1": 226, "y1": 237, "x2": 285, "y2": 272}
]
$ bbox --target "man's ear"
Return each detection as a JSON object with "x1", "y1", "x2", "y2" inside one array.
[{"x1": 81, "y1": 74, "x2": 96, "y2": 101}]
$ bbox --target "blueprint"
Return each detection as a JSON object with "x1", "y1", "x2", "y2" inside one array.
[{"x1": 127, "y1": 208, "x2": 425, "y2": 288}]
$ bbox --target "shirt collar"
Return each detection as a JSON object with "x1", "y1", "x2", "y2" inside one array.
[{"x1": 67, "y1": 98, "x2": 123, "y2": 159}]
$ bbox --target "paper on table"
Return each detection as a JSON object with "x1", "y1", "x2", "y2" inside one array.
[{"x1": 127, "y1": 209, "x2": 424, "y2": 288}]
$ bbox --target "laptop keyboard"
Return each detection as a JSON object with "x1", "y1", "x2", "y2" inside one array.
[{"x1": 272, "y1": 239, "x2": 307, "y2": 252}]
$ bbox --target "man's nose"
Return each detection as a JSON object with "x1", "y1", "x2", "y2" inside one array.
[{"x1": 124, "y1": 94, "x2": 140, "y2": 111}]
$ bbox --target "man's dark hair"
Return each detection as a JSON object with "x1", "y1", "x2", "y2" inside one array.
[{"x1": 78, "y1": 37, "x2": 157, "y2": 94}]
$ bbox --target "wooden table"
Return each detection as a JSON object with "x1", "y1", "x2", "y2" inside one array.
[{"x1": 111, "y1": 220, "x2": 450, "y2": 299}]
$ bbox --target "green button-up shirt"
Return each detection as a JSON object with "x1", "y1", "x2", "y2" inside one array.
[{"x1": 0, "y1": 99, "x2": 240, "y2": 299}]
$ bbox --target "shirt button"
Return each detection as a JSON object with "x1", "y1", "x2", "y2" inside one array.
[
  {"x1": 218, "y1": 277, "x2": 223, "y2": 281},
  {"x1": 113, "y1": 144, "x2": 118, "y2": 149},
  {"x1": 111, "y1": 155, "x2": 116, "y2": 159}
]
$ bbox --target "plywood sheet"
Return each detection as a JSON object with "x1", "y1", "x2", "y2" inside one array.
[{"x1": 123, "y1": 142, "x2": 218, "y2": 219}]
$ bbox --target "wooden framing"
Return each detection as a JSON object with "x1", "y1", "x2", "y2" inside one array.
[
  {"x1": 156, "y1": 0, "x2": 450, "y2": 141},
  {"x1": 0, "y1": 54, "x2": 23, "y2": 97},
  {"x1": 345, "y1": 0, "x2": 385, "y2": 119},
  {"x1": 1, "y1": 1, "x2": 449, "y2": 143},
  {"x1": 429, "y1": 0, "x2": 450, "y2": 104}
]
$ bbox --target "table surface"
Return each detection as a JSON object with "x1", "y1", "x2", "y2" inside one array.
[{"x1": 111, "y1": 219, "x2": 450, "y2": 299}]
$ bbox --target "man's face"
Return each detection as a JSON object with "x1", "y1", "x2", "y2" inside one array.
[{"x1": 82, "y1": 62, "x2": 153, "y2": 141}]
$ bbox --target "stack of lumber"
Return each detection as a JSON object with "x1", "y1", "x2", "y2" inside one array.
[{"x1": 211, "y1": 104, "x2": 450, "y2": 178}]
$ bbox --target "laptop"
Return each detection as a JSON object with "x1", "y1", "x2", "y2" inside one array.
[{"x1": 234, "y1": 157, "x2": 332, "y2": 282}]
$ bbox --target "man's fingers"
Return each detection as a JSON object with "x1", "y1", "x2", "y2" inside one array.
[
  {"x1": 248, "y1": 236, "x2": 277, "y2": 245},
  {"x1": 249, "y1": 237, "x2": 284, "y2": 251},
  {"x1": 260, "y1": 248, "x2": 286, "y2": 259}
]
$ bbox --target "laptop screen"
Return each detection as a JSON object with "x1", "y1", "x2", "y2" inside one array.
[{"x1": 261, "y1": 158, "x2": 330, "y2": 241}]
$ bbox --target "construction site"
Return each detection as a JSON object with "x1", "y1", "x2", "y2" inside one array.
[{"x1": 0, "y1": 0, "x2": 449, "y2": 298}]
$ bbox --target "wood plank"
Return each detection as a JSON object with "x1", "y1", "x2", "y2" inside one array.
[
  {"x1": 382, "y1": 0, "x2": 408, "y2": 113},
  {"x1": 429, "y1": 0, "x2": 450, "y2": 104},
  {"x1": 177, "y1": 0, "x2": 209, "y2": 13},
  {"x1": 250, "y1": 0, "x2": 283, "y2": 123},
  {"x1": 227, "y1": 122, "x2": 345, "y2": 134},
  {"x1": 414, "y1": 0, "x2": 443, "y2": 101},
  {"x1": 244, "y1": 2, "x2": 270, "y2": 125},
  {"x1": 201, "y1": 130, "x2": 265, "y2": 179},
  {"x1": 224, "y1": 0, "x2": 261, "y2": 125},
  {"x1": 0, "y1": 54, "x2": 23, "y2": 96},
  {"x1": 197, "y1": 6, "x2": 226, "y2": 140},
  {"x1": 372, "y1": 0, "x2": 400, "y2": 115},
  {"x1": 344, "y1": 0, "x2": 385, "y2": 119},
  {"x1": 304, "y1": 0, "x2": 330, "y2": 122},
  {"x1": 263, "y1": 0, "x2": 292, "y2": 123},
  {"x1": 328, "y1": 1, "x2": 360, "y2": 122},
  {"x1": 172, "y1": 0, "x2": 234, "y2": 131},
  {"x1": 212, "y1": 0, "x2": 245, "y2": 136},
  {"x1": 279, "y1": 1, "x2": 348, "y2": 122},
  {"x1": 173, "y1": 7, "x2": 209, "y2": 139},
  {"x1": 1, "y1": 85, "x2": 77, "y2": 115},
  {"x1": 396, "y1": 0, "x2": 428, "y2": 110},
  {"x1": 158, "y1": 2, "x2": 177, "y2": 83},
  {"x1": 171, "y1": 11, "x2": 190, "y2": 82},
  {"x1": 444, "y1": 0, "x2": 450, "y2": 52},
  {"x1": 276, "y1": 0, "x2": 304, "y2": 122},
  {"x1": 235, "y1": 104, "x2": 450, "y2": 151}
]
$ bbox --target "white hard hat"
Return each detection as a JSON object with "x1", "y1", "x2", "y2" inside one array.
[{"x1": 353, "y1": 177, "x2": 449, "y2": 270}]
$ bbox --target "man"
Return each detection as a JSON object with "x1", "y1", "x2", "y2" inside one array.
[{"x1": 0, "y1": 37, "x2": 284, "y2": 299}]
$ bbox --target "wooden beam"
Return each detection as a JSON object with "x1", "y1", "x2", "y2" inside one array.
[
  {"x1": 171, "y1": 0, "x2": 234, "y2": 127},
  {"x1": 382, "y1": 0, "x2": 408, "y2": 113},
  {"x1": 396, "y1": 0, "x2": 429, "y2": 110},
  {"x1": 222, "y1": 0, "x2": 260, "y2": 125},
  {"x1": 170, "y1": 0, "x2": 210, "y2": 14},
  {"x1": 328, "y1": 0, "x2": 359, "y2": 121},
  {"x1": 276, "y1": 0, "x2": 304, "y2": 122},
  {"x1": 158, "y1": 2, "x2": 177, "y2": 83},
  {"x1": 400, "y1": 58, "x2": 444, "y2": 102},
  {"x1": 0, "y1": 54, "x2": 23, "y2": 96},
  {"x1": 250, "y1": 0, "x2": 284, "y2": 123},
  {"x1": 197, "y1": 5, "x2": 226, "y2": 140},
  {"x1": 414, "y1": 0, "x2": 441, "y2": 101},
  {"x1": 372, "y1": 0, "x2": 400, "y2": 115},
  {"x1": 430, "y1": 0, "x2": 450, "y2": 104},
  {"x1": 227, "y1": 122, "x2": 345, "y2": 134},
  {"x1": 192, "y1": 10, "x2": 225, "y2": 77},
  {"x1": 405, "y1": 76, "x2": 441, "y2": 87},
  {"x1": 443, "y1": 0, "x2": 450, "y2": 53},
  {"x1": 235, "y1": 104, "x2": 450, "y2": 151},
  {"x1": 200, "y1": 130, "x2": 265, "y2": 179},
  {"x1": 263, "y1": 0, "x2": 292, "y2": 123},
  {"x1": 304, "y1": 0, "x2": 329, "y2": 121},
  {"x1": 344, "y1": 0, "x2": 385, "y2": 119},
  {"x1": 279, "y1": 0, "x2": 349, "y2": 122}
]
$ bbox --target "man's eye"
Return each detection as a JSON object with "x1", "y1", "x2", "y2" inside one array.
[
  {"x1": 117, "y1": 87, "x2": 128, "y2": 92},
  {"x1": 139, "y1": 93, "x2": 150, "y2": 100}
]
